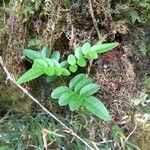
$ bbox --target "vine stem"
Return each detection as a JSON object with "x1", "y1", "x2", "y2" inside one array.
[{"x1": 0, "y1": 56, "x2": 94, "y2": 150}]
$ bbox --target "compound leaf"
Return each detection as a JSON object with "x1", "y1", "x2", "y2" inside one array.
[
  {"x1": 69, "y1": 94, "x2": 84, "y2": 111},
  {"x1": 17, "y1": 67, "x2": 44, "y2": 84},
  {"x1": 23, "y1": 49, "x2": 41, "y2": 60},
  {"x1": 51, "y1": 51, "x2": 60, "y2": 61},
  {"x1": 51, "y1": 86, "x2": 70, "y2": 99},
  {"x1": 69, "y1": 73, "x2": 86, "y2": 90},
  {"x1": 83, "y1": 96, "x2": 111, "y2": 121},
  {"x1": 59, "y1": 91, "x2": 74, "y2": 106},
  {"x1": 67, "y1": 54, "x2": 76, "y2": 65},
  {"x1": 80, "y1": 83, "x2": 100, "y2": 97}
]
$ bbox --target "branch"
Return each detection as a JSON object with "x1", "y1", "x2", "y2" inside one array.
[
  {"x1": 89, "y1": 0, "x2": 101, "y2": 41},
  {"x1": 0, "y1": 56, "x2": 94, "y2": 150}
]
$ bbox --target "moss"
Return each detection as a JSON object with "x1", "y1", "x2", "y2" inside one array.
[{"x1": 0, "y1": 71, "x2": 32, "y2": 114}]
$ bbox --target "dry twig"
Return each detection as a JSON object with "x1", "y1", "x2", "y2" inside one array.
[{"x1": 89, "y1": 0, "x2": 101, "y2": 41}]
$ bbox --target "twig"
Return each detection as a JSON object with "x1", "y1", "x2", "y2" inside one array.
[
  {"x1": 0, "y1": 56, "x2": 94, "y2": 150},
  {"x1": 42, "y1": 128, "x2": 64, "y2": 138},
  {"x1": 126, "y1": 121, "x2": 137, "y2": 140},
  {"x1": 2, "y1": 0, "x2": 6, "y2": 23},
  {"x1": 42, "y1": 129, "x2": 48, "y2": 150},
  {"x1": 92, "y1": 141, "x2": 99, "y2": 150},
  {"x1": 89, "y1": 0, "x2": 101, "y2": 41},
  {"x1": 0, "y1": 111, "x2": 10, "y2": 123},
  {"x1": 88, "y1": 0, "x2": 101, "y2": 74}
]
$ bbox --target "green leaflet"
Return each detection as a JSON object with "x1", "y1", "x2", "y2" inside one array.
[
  {"x1": 69, "y1": 94, "x2": 84, "y2": 111},
  {"x1": 51, "y1": 59, "x2": 61, "y2": 68},
  {"x1": 83, "y1": 96, "x2": 111, "y2": 121},
  {"x1": 77, "y1": 57, "x2": 86, "y2": 67},
  {"x1": 41, "y1": 46, "x2": 51, "y2": 58},
  {"x1": 81, "y1": 42, "x2": 91, "y2": 55},
  {"x1": 74, "y1": 78, "x2": 92, "y2": 92},
  {"x1": 23, "y1": 49, "x2": 41, "y2": 60},
  {"x1": 51, "y1": 51, "x2": 60, "y2": 61},
  {"x1": 69, "y1": 73, "x2": 86, "y2": 90},
  {"x1": 59, "y1": 91, "x2": 74, "y2": 106},
  {"x1": 69, "y1": 64, "x2": 78, "y2": 73},
  {"x1": 44, "y1": 58, "x2": 55, "y2": 67},
  {"x1": 62, "y1": 68, "x2": 70, "y2": 76},
  {"x1": 60, "y1": 60, "x2": 69, "y2": 68},
  {"x1": 51, "y1": 86, "x2": 70, "y2": 99},
  {"x1": 67, "y1": 54, "x2": 76, "y2": 65},
  {"x1": 55, "y1": 68, "x2": 62, "y2": 76},
  {"x1": 17, "y1": 67, "x2": 44, "y2": 84},
  {"x1": 90, "y1": 42, "x2": 119, "y2": 54},
  {"x1": 75, "y1": 46, "x2": 83, "y2": 59},
  {"x1": 84, "y1": 51, "x2": 98, "y2": 60},
  {"x1": 44, "y1": 67, "x2": 55, "y2": 76},
  {"x1": 80, "y1": 83, "x2": 100, "y2": 97},
  {"x1": 34, "y1": 59, "x2": 48, "y2": 69},
  {"x1": 89, "y1": 52, "x2": 98, "y2": 59}
]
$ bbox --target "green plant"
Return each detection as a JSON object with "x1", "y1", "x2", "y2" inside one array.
[
  {"x1": 17, "y1": 41, "x2": 119, "y2": 121},
  {"x1": 17, "y1": 46, "x2": 70, "y2": 84},
  {"x1": 67, "y1": 42, "x2": 119, "y2": 72},
  {"x1": 112, "y1": 125, "x2": 140, "y2": 149},
  {"x1": 62, "y1": 0, "x2": 70, "y2": 6},
  {"x1": 0, "y1": 114, "x2": 66, "y2": 150},
  {"x1": 51, "y1": 73, "x2": 111, "y2": 121},
  {"x1": 116, "y1": 0, "x2": 150, "y2": 24}
]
